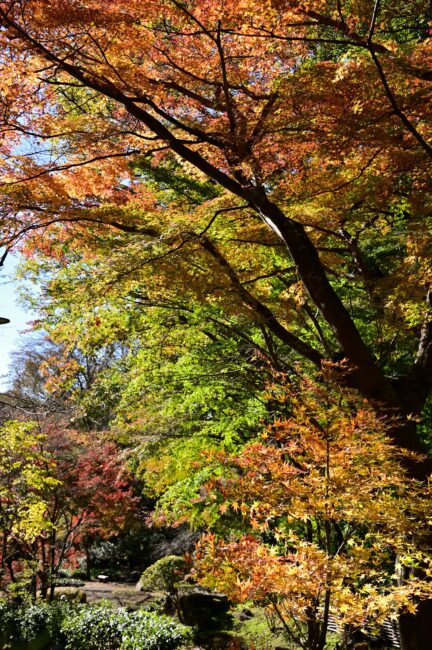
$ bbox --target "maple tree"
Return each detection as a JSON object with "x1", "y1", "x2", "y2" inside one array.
[
  {"x1": 0, "y1": 0, "x2": 430, "y2": 454},
  {"x1": 0, "y1": 0, "x2": 431, "y2": 645},
  {"x1": 0, "y1": 420, "x2": 59, "y2": 593},
  {"x1": 37, "y1": 423, "x2": 140, "y2": 597},
  {"x1": 194, "y1": 378, "x2": 432, "y2": 649},
  {"x1": 0, "y1": 418, "x2": 139, "y2": 599}
]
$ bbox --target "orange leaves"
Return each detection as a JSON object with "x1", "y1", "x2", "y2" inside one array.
[
  {"x1": 192, "y1": 376, "x2": 432, "y2": 633},
  {"x1": 0, "y1": 0, "x2": 430, "y2": 388},
  {"x1": 196, "y1": 532, "x2": 334, "y2": 614}
]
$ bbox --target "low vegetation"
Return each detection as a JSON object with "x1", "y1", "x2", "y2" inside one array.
[{"x1": 0, "y1": 599, "x2": 191, "y2": 650}]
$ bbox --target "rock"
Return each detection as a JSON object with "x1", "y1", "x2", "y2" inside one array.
[
  {"x1": 135, "y1": 578, "x2": 142, "y2": 591},
  {"x1": 238, "y1": 608, "x2": 253, "y2": 621},
  {"x1": 163, "y1": 594, "x2": 177, "y2": 616},
  {"x1": 129, "y1": 570, "x2": 140, "y2": 583},
  {"x1": 179, "y1": 590, "x2": 231, "y2": 629}
]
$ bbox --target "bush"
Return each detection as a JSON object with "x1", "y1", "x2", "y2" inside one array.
[
  {"x1": 139, "y1": 556, "x2": 188, "y2": 595},
  {"x1": 0, "y1": 599, "x2": 190, "y2": 650},
  {"x1": 17, "y1": 600, "x2": 68, "y2": 644},
  {"x1": 119, "y1": 610, "x2": 191, "y2": 650},
  {"x1": 0, "y1": 598, "x2": 73, "y2": 647},
  {"x1": 0, "y1": 598, "x2": 16, "y2": 645},
  {"x1": 60, "y1": 604, "x2": 191, "y2": 650},
  {"x1": 61, "y1": 605, "x2": 122, "y2": 649}
]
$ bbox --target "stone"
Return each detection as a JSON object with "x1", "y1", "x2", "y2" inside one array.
[
  {"x1": 238, "y1": 608, "x2": 253, "y2": 621},
  {"x1": 179, "y1": 590, "x2": 230, "y2": 629},
  {"x1": 135, "y1": 578, "x2": 145, "y2": 592}
]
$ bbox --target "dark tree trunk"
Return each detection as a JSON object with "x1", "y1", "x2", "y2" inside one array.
[
  {"x1": 399, "y1": 600, "x2": 432, "y2": 650},
  {"x1": 85, "y1": 545, "x2": 91, "y2": 581},
  {"x1": 378, "y1": 415, "x2": 432, "y2": 648}
]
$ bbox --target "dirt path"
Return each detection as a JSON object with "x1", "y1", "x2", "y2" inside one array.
[{"x1": 60, "y1": 580, "x2": 156, "y2": 608}]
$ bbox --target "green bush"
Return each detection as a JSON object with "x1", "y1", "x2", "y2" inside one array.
[
  {"x1": 61, "y1": 605, "x2": 122, "y2": 649},
  {"x1": 120, "y1": 610, "x2": 191, "y2": 650},
  {"x1": 61, "y1": 605, "x2": 191, "y2": 650},
  {"x1": 0, "y1": 599, "x2": 190, "y2": 650},
  {"x1": 17, "y1": 600, "x2": 68, "y2": 644},
  {"x1": 55, "y1": 577, "x2": 85, "y2": 587},
  {"x1": 0, "y1": 598, "x2": 72, "y2": 647},
  {"x1": 139, "y1": 555, "x2": 188, "y2": 595},
  {"x1": 0, "y1": 598, "x2": 16, "y2": 645}
]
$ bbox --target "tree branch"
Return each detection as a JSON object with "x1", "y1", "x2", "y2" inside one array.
[{"x1": 200, "y1": 236, "x2": 323, "y2": 366}]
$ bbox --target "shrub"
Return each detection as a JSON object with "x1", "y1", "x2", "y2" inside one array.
[
  {"x1": 0, "y1": 599, "x2": 190, "y2": 650},
  {"x1": 0, "y1": 598, "x2": 17, "y2": 645},
  {"x1": 55, "y1": 577, "x2": 85, "y2": 587},
  {"x1": 17, "y1": 600, "x2": 68, "y2": 644},
  {"x1": 0, "y1": 598, "x2": 72, "y2": 647},
  {"x1": 120, "y1": 610, "x2": 191, "y2": 650},
  {"x1": 17, "y1": 602, "x2": 52, "y2": 643},
  {"x1": 60, "y1": 604, "x2": 190, "y2": 650},
  {"x1": 139, "y1": 555, "x2": 188, "y2": 595},
  {"x1": 61, "y1": 605, "x2": 122, "y2": 650}
]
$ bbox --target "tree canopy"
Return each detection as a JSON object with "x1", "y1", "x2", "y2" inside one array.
[{"x1": 0, "y1": 1, "x2": 431, "y2": 647}]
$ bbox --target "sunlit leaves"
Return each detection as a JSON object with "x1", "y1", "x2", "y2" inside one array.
[{"x1": 193, "y1": 378, "x2": 432, "y2": 639}]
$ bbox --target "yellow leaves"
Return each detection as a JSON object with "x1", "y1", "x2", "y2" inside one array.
[
  {"x1": 405, "y1": 601, "x2": 417, "y2": 615},
  {"x1": 351, "y1": 99, "x2": 366, "y2": 114},
  {"x1": 192, "y1": 376, "x2": 432, "y2": 631},
  {"x1": 15, "y1": 500, "x2": 54, "y2": 542},
  {"x1": 0, "y1": 420, "x2": 61, "y2": 543}
]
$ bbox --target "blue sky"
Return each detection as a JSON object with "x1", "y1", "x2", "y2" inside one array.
[{"x1": 0, "y1": 255, "x2": 36, "y2": 390}]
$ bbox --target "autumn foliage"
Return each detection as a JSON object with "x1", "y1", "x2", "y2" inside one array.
[
  {"x1": 194, "y1": 378, "x2": 432, "y2": 648},
  {"x1": 0, "y1": 0, "x2": 431, "y2": 647},
  {"x1": 0, "y1": 419, "x2": 139, "y2": 597}
]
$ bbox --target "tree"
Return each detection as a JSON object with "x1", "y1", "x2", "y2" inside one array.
[
  {"x1": 0, "y1": 418, "x2": 139, "y2": 598},
  {"x1": 2, "y1": 328, "x2": 128, "y2": 431},
  {"x1": 0, "y1": 0, "x2": 430, "y2": 451},
  {"x1": 0, "y1": 420, "x2": 59, "y2": 594},
  {"x1": 194, "y1": 377, "x2": 432, "y2": 649},
  {"x1": 34, "y1": 423, "x2": 140, "y2": 596},
  {"x1": 0, "y1": 0, "x2": 431, "y2": 644}
]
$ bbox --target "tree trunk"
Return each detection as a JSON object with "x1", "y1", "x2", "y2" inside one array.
[
  {"x1": 385, "y1": 416, "x2": 432, "y2": 649},
  {"x1": 48, "y1": 531, "x2": 57, "y2": 601},
  {"x1": 0, "y1": 531, "x2": 8, "y2": 590},
  {"x1": 399, "y1": 600, "x2": 432, "y2": 650},
  {"x1": 85, "y1": 544, "x2": 92, "y2": 580},
  {"x1": 39, "y1": 538, "x2": 48, "y2": 599}
]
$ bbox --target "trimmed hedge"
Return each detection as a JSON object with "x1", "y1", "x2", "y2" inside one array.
[{"x1": 55, "y1": 577, "x2": 86, "y2": 587}]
